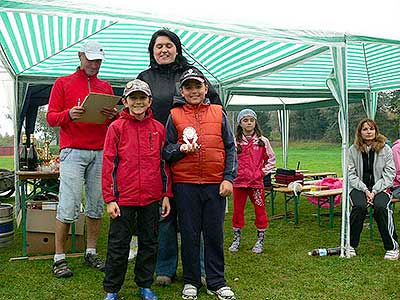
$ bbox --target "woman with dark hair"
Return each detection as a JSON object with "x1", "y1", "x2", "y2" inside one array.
[
  {"x1": 348, "y1": 118, "x2": 399, "y2": 260},
  {"x1": 137, "y1": 29, "x2": 222, "y2": 125},
  {"x1": 137, "y1": 29, "x2": 222, "y2": 286}
]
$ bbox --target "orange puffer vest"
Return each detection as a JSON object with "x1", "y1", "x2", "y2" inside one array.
[{"x1": 170, "y1": 103, "x2": 225, "y2": 183}]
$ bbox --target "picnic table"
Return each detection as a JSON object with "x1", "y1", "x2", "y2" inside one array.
[
  {"x1": 303, "y1": 171, "x2": 337, "y2": 180},
  {"x1": 271, "y1": 184, "x2": 328, "y2": 225},
  {"x1": 302, "y1": 188, "x2": 343, "y2": 228}
]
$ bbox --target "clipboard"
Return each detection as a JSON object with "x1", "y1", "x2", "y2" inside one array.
[{"x1": 76, "y1": 93, "x2": 121, "y2": 124}]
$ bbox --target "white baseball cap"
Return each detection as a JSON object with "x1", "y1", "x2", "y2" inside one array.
[{"x1": 80, "y1": 40, "x2": 105, "y2": 60}]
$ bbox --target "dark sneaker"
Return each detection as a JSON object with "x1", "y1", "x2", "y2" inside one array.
[
  {"x1": 84, "y1": 253, "x2": 105, "y2": 271},
  {"x1": 53, "y1": 259, "x2": 73, "y2": 278}
]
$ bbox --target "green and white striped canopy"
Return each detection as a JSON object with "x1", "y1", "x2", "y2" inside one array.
[{"x1": 1, "y1": 1, "x2": 400, "y2": 109}]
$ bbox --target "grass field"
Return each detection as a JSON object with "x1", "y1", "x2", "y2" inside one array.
[{"x1": 1, "y1": 142, "x2": 399, "y2": 300}]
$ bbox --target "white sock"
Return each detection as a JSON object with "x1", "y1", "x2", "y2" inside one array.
[
  {"x1": 86, "y1": 248, "x2": 96, "y2": 255},
  {"x1": 54, "y1": 253, "x2": 66, "y2": 263}
]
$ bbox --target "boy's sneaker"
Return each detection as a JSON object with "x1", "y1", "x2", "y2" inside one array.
[
  {"x1": 139, "y1": 288, "x2": 158, "y2": 300},
  {"x1": 384, "y1": 249, "x2": 399, "y2": 260},
  {"x1": 104, "y1": 293, "x2": 118, "y2": 300},
  {"x1": 207, "y1": 286, "x2": 236, "y2": 300},
  {"x1": 155, "y1": 275, "x2": 172, "y2": 286},
  {"x1": 84, "y1": 253, "x2": 105, "y2": 271},
  {"x1": 182, "y1": 284, "x2": 197, "y2": 300},
  {"x1": 347, "y1": 246, "x2": 357, "y2": 257}
]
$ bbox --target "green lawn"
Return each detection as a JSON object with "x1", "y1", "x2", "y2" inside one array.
[{"x1": 1, "y1": 142, "x2": 399, "y2": 300}]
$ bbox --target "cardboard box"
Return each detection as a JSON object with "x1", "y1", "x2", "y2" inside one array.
[
  {"x1": 26, "y1": 206, "x2": 84, "y2": 235},
  {"x1": 27, "y1": 232, "x2": 84, "y2": 255},
  {"x1": 26, "y1": 205, "x2": 85, "y2": 255}
]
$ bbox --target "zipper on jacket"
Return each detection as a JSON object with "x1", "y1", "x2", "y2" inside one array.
[
  {"x1": 149, "y1": 132, "x2": 153, "y2": 150},
  {"x1": 88, "y1": 76, "x2": 91, "y2": 93},
  {"x1": 195, "y1": 109, "x2": 202, "y2": 182}
]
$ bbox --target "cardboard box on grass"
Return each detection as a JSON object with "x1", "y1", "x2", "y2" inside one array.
[{"x1": 26, "y1": 202, "x2": 85, "y2": 255}]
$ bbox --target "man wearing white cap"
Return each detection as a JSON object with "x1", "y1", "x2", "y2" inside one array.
[{"x1": 47, "y1": 40, "x2": 118, "y2": 278}]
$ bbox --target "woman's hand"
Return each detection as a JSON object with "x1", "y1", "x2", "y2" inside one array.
[
  {"x1": 366, "y1": 190, "x2": 375, "y2": 206},
  {"x1": 107, "y1": 202, "x2": 121, "y2": 219}
]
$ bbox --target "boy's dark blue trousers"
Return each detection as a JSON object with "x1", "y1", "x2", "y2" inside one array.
[
  {"x1": 103, "y1": 202, "x2": 159, "y2": 292},
  {"x1": 174, "y1": 183, "x2": 227, "y2": 290}
]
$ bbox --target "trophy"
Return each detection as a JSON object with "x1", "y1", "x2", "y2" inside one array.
[
  {"x1": 183, "y1": 127, "x2": 198, "y2": 145},
  {"x1": 182, "y1": 127, "x2": 200, "y2": 151}
]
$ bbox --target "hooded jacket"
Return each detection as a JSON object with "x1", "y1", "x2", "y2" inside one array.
[
  {"x1": 47, "y1": 68, "x2": 114, "y2": 150},
  {"x1": 163, "y1": 97, "x2": 237, "y2": 184},
  {"x1": 102, "y1": 108, "x2": 173, "y2": 206},
  {"x1": 392, "y1": 139, "x2": 400, "y2": 187},
  {"x1": 234, "y1": 134, "x2": 276, "y2": 188},
  {"x1": 348, "y1": 144, "x2": 395, "y2": 194},
  {"x1": 137, "y1": 63, "x2": 221, "y2": 125}
]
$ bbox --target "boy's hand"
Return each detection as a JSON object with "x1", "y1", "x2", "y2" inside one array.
[
  {"x1": 107, "y1": 201, "x2": 121, "y2": 219},
  {"x1": 161, "y1": 196, "x2": 171, "y2": 218},
  {"x1": 180, "y1": 143, "x2": 201, "y2": 153},
  {"x1": 219, "y1": 180, "x2": 233, "y2": 197}
]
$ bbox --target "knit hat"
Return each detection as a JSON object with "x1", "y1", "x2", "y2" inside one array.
[{"x1": 237, "y1": 109, "x2": 257, "y2": 123}]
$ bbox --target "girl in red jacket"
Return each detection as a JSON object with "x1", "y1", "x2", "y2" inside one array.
[{"x1": 229, "y1": 109, "x2": 276, "y2": 254}]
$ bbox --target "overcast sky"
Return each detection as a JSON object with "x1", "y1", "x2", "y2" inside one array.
[{"x1": 1, "y1": 0, "x2": 400, "y2": 135}]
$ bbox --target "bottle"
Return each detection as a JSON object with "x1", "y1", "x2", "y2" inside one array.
[
  {"x1": 308, "y1": 246, "x2": 341, "y2": 256},
  {"x1": 19, "y1": 133, "x2": 28, "y2": 170},
  {"x1": 27, "y1": 134, "x2": 38, "y2": 171}
]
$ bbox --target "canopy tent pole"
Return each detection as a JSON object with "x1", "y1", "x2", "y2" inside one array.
[
  {"x1": 278, "y1": 107, "x2": 289, "y2": 168},
  {"x1": 327, "y1": 45, "x2": 350, "y2": 258},
  {"x1": 362, "y1": 91, "x2": 378, "y2": 119}
]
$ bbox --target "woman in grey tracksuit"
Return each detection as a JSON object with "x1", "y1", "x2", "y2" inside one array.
[{"x1": 348, "y1": 118, "x2": 399, "y2": 259}]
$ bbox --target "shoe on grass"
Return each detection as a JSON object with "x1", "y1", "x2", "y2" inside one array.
[
  {"x1": 155, "y1": 275, "x2": 172, "y2": 286},
  {"x1": 53, "y1": 259, "x2": 73, "y2": 278},
  {"x1": 347, "y1": 246, "x2": 357, "y2": 257},
  {"x1": 104, "y1": 292, "x2": 118, "y2": 300},
  {"x1": 84, "y1": 253, "x2": 105, "y2": 271},
  {"x1": 384, "y1": 249, "x2": 399, "y2": 260},
  {"x1": 228, "y1": 228, "x2": 241, "y2": 252},
  {"x1": 139, "y1": 287, "x2": 158, "y2": 300},
  {"x1": 207, "y1": 286, "x2": 236, "y2": 300},
  {"x1": 182, "y1": 284, "x2": 197, "y2": 300}
]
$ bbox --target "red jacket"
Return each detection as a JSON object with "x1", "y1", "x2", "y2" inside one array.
[
  {"x1": 234, "y1": 134, "x2": 276, "y2": 188},
  {"x1": 102, "y1": 108, "x2": 173, "y2": 206},
  {"x1": 46, "y1": 68, "x2": 114, "y2": 150},
  {"x1": 170, "y1": 104, "x2": 225, "y2": 183}
]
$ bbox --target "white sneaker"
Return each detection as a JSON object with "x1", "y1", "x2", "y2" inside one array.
[
  {"x1": 182, "y1": 284, "x2": 197, "y2": 300},
  {"x1": 347, "y1": 246, "x2": 357, "y2": 257},
  {"x1": 384, "y1": 249, "x2": 399, "y2": 260}
]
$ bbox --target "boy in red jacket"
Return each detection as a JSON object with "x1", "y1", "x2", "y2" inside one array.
[{"x1": 102, "y1": 79, "x2": 172, "y2": 300}]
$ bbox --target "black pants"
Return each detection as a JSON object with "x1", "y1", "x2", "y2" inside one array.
[
  {"x1": 103, "y1": 202, "x2": 159, "y2": 293},
  {"x1": 175, "y1": 183, "x2": 226, "y2": 290},
  {"x1": 350, "y1": 189, "x2": 398, "y2": 250}
]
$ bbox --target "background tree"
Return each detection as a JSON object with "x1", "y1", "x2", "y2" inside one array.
[{"x1": 34, "y1": 105, "x2": 59, "y2": 145}]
